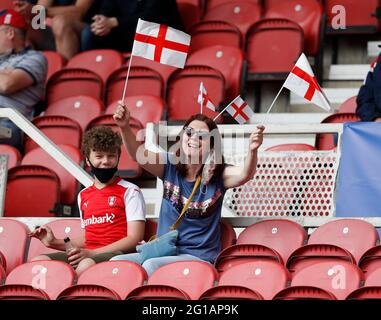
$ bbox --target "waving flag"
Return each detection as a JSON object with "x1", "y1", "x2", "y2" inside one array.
[
  {"x1": 284, "y1": 53, "x2": 331, "y2": 111},
  {"x1": 226, "y1": 96, "x2": 254, "y2": 124},
  {"x1": 198, "y1": 82, "x2": 216, "y2": 112},
  {"x1": 132, "y1": 19, "x2": 191, "y2": 69}
]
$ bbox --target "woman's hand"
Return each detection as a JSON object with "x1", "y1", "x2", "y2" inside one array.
[
  {"x1": 249, "y1": 125, "x2": 265, "y2": 151},
  {"x1": 29, "y1": 226, "x2": 56, "y2": 248}
]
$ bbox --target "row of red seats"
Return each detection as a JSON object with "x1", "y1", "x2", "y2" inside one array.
[{"x1": 1, "y1": 218, "x2": 381, "y2": 299}]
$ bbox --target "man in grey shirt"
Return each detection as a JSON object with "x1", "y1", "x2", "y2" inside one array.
[{"x1": 0, "y1": 9, "x2": 47, "y2": 152}]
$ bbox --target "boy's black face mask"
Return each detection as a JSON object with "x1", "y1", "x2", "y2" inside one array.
[{"x1": 88, "y1": 159, "x2": 118, "y2": 184}]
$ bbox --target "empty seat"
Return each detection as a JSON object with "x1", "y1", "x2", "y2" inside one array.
[
  {"x1": 46, "y1": 69, "x2": 103, "y2": 104},
  {"x1": 0, "y1": 219, "x2": 29, "y2": 274},
  {"x1": 167, "y1": 65, "x2": 225, "y2": 121},
  {"x1": 106, "y1": 66, "x2": 164, "y2": 106},
  {"x1": 57, "y1": 261, "x2": 147, "y2": 300},
  {"x1": 338, "y1": 96, "x2": 357, "y2": 113},
  {"x1": 3, "y1": 261, "x2": 76, "y2": 300},
  {"x1": 86, "y1": 115, "x2": 143, "y2": 179},
  {"x1": 66, "y1": 49, "x2": 124, "y2": 84},
  {"x1": 187, "y1": 45, "x2": 245, "y2": 101},
  {"x1": 205, "y1": 0, "x2": 260, "y2": 12},
  {"x1": 0, "y1": 284, "x2": 50, "y2": 300},
  {"x1": 128, "y1": 261, "x2": 218, "y2": 300},
  {"x1": 27, "y1": 218, "x2": 84, "y2": 261},
  {"x1": 105, "y1": 95, "x2": 165, "y2": 127},
  {"x1": 246, "y1": 18, "x2": 303, "y2": 80},
  {"x1": 237, "y1": 219, "x2": 308, "y2": 265},
  {"x1": 45, "y1": 95, "x2": 104, "y2": 132},
  {"x1": 200, "y1": 285, "x2": 263, "y2": 300},
  {"x1": 315, "y1": 113, "x2": 360, "y2": 150},
  {"x1": 22, "y1": 145, "x2": 83, "y2": 205},
  {"x1": 0, "y1": 144, "x2": 21, "y2": 169},
  {"x1": 0, "y1": 264, "x2": 5, "y2": 284},
  {"x1": 24, "y1": 116, "x2": 82, "y2": 154},
  {"x1": 177, "y1": 1, "x2": 202, "y2": 31},
  {"x1": 266, "y1": 143, "x2": 316, "y2": 151},
  {"x1": 43, "y1": 51, "x2": 65, "y2": 83},
  {"x1": 359, "y1": 245, "x2": 381, "y2": 277},
  {"x1": 347, "y1": 268, "x2": 381, "y2": 300},
  {"x1": 204, "y1": 1, "x2": 262, "y2": 40},
  {"x1": 127, "y1": 284, "x2": 190, "y2": 300},
  {"x1": 206, "y1": 260, "x2": 289, "y2": 300},
  {"x1": 0, "y1": 251, "x2": 5, "y2": 271},
  {"x1": 189, "y1": 21, "x2": 242, "y2": 52},
  {"x1": 283, "y1": 261, "x2": 363, "y2": 300},
  {"x1": 307, "y1": 219, "x2": 379, "y2": 264},
  {"x1": 264, "y1": 0, "x2": 323, "y2": 56},
  {"x1": 4, "y1": 165, "x2": 60, "y2": 217},
  {"x1": 274, "y1": 285, "x2": 337, "y2": 300}
]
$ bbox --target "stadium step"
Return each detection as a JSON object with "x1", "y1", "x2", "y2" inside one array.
[{"x1": 328, "y1": 64, "x2": 369, "y2": 81}]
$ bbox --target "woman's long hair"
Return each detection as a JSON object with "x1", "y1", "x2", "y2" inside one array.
[{"x1": 173, "y1": 114, "x2": 225, "y2": 181}]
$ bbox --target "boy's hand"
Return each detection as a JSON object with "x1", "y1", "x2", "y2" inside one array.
[
  {"x1": 67, "y1": 248, "x2": 94, "y2": 268},
  {"x1": 29, "y1": 226, "x2": 56, "y2": 247},
  {"x1": 113, "y1": 101, "x2": 130, "y2": 129},
  {"x1": 249, "y1": 125, "x2": 265, "y2": 151}
]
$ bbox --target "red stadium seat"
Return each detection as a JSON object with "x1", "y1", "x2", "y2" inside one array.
[
  {"x1": 346, "y1": 286, "x2": 381, "y2": 300},
  {"x1": 274, "y1": 285, "x2": 337, "y2": 300},
  {"x1": 286, "y1": 244, "x2": 356, "y2": 274},
  {"x1": 0, "y1": 144, "x2": 21, "y2": 169},
  {"x1": 57, "y1": 261, "x2": 147, "y2": 300},
  {"x1": 86, "y1": 115, "x2": 143, "y2": 179},
  {"x1": 307, "y1": 219, "x2": 379, "y2": 264},
  {"x1": 127, "y1": 284, "x2": 190, "y2": 300},
  {"x1": 45, "y1": 96, "x2": 104, "y2": 132},
  {"x1": 189, "y1": 21, "x2": 243, "y2": 53},
  {"x1": 0, "y1": 284, "x2": 50, "y2": 300},
  {"x1": 264, "y1": 0, "x2": 324, "y2": 56},
  {"x1": 46, "y1": 69, "x2": 103, "y2": 104},
  {"x1": 24, "y1": 116, "x2": 82, "y2": 154},
  {"x1": 315, "y1": 113, "x2": 360, "y2": 150},
  {"x1": 200, "y1": 285, "x2": 263, "y2": 300},
  {"x1": 204, "y1": 1, "x2": 262, "y2": 39},
  {"x1": 57, "y1": 284, "x2": 119, "y2": 300},
  {"x1": 363, "y1": 267, "x2": 381, "y2": 286},
  {"x1": 0, "y1": 0, "x2": 14, "y2": 9},
  {"x1": 105, "y1": 66, "x2": 164, "y2": 106},
  {"x1": 22, "y1": 145, "x2": 83, "y2": 205},
  {"x1": 4, "y1": 165, "x2": 60, "y2": 217},
  {"x1": 130, "y1": 261, "x2": 218, "y2": 300},
  {"x1": 187, "y1": 45, "x2": 245, "y2": 101},
  {"x1": 359, "y1": 245, "x2": 381, "y2": 277},
  {"x1": 338, "y1": 96, "x2": 357, "y2": 113},
  {"x1": 0, "y1": 219, "x2": 29, "y2": 274},
  {"x1": 325, "y1": 0, "x2": 380, "y2": 34},
  {"x1": 214, "y1": 244, "x2": 283, "y2": 273},
  {"x1": 106, "y1": 95, "x2": 165, "y2": 127},
  {"x1": 237, "y1": 219, "x2": 308, "y2": 265},
  {"x1": 42, "y1": 51, "x2": 66, "y2": 83},
  {"x1": 0, "y1": 264, "x2": 5, "y2": 284},
  {"x1": 213, "y1": 260, "x2": 290, "y2": 300},
  {"x1": 3, "y1": 261, "x2": 76, "y2": 300},
  {"x1": 220, "y1": 220, "x2": 236, "y2": 250},
  {"x1": 27, "y1": 218, "x2": 84, "y2": 261},
  {"x1": 177, "y1": 1, "x2": 201, "y2": 31},
  {"x1": 205, "y1": 0, "x2": 260, "y2": 12},
  {"x1": 246, "y1": 18, "x2": 303, "y2": 80},
  {"x1": 266, "y1": 143, "x2": 316, "y2": 151},
  {"x1": 286, "y1": 261, "x2": 363, "y2": 300},
  {"x1": 66, "y1": 50, "x2": 123, "y2": 84},
  {"x1": 0, "y1": 251, "x2": 5, "y2": 271},
  {"x1": 167, "y1": 65, "x2": 225, "y2": 121}
]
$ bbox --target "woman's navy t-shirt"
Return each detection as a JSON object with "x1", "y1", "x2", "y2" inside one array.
[{"x1": 157, "y1": 153, "x2": 226, "y2": 263}]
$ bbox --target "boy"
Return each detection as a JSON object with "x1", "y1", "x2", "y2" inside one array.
[{"x1": 30, "y1": 125, "x2": 146, "y2": 275}]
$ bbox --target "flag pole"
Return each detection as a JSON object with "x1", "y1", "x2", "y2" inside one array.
[
  {"x1": 121, "y1": 54, "x2": 134, "y2": 102},
  {"x1": 200, "y1": 82, "x2": 203, "y2": 114},
  {"x1": 213, "y1": 95, "x2": 240, "y2": 122},
  {"x1": 261, "y1": 85, "x2": 284, "y2": 125}
]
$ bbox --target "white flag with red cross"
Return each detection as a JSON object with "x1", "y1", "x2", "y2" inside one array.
[
  {"x1": 226, "y1": 95, "x2": 254, "y2": 124},
  {"x1": 198, "y1": 82, "x2": 216, "y2": 112},
  {"x1": 131, "y1": 19, "x2": 191, "y2": 69},
  {"x1": 284, "y1": 53, "x2": 331, "y2": 111}
]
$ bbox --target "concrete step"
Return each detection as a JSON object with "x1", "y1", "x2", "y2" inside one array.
[
  {"x1": 328, "y1": 64, "x2": 369, "y2": 81},
  {"x1": 290, "y1": 88, "x2": 359, "y2": 106}
]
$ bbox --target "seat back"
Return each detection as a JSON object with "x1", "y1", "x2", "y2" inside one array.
[
  {"x1": 43, "y1": 51, "x2": 65, "y2": 82},
  {"x1": 45, "y1": 95, "x2": 104, "y2": 132},
  {"x1": 148, "y1": 261, "x2": 218, "y2": 300},
  {"x1": 237, "y1": 219, "x2": 307, "y2": 264},
  {"x1": 66, "y1": 49, "x2": 123, "y2": 84},
  {"x1": 364, "y1": 268, "x2": 381, "y2": 287},
  {"x1": 359, "y1": 245, "x2": 381, "y2": 276},
  {"x1": 265, "y1": 143, "x2": 316, "y2": 151},
  {"x1": 0, "y1": 219, "x2": 29, "y2": 274},
  {"x1": 0, "y1": 144, "x2": 21, "y2": 169},
  {"x1": 46, "y1": 68, "x2": 103, "y2": 104},
  {"x1": 273, "y1": 285, "x2": 337, "y2": 300},
  {"x1": 177, "y1": 1, "x2": 202, "y2": 31},
  {"x1": 338, "y1": 96, "x2": 357, "y2": 113},
  {"x1": 27, "y1": 218, "x2": 84, "y2": 261},
  {"x1": 167, "y1": 65, "x2": 225, "y2": 121},
  {"x1": 187, "y1": 45, "x2": 244, "y2": 100},
  {"x1": 5, "y1": 261, "x2": 76, "y2": 300},
  {"x1": 22, "y1": 145, "x2": 82, "y2": 205},
  {"x1": 205, "y1": 0, "x2": 260, "y2": 12},
  {"x1": 308, "y1": 219, "x2": 379, "y2": 264},
  {"x1": 4, "y1": 165, "x2": 60, "y2": 217}
]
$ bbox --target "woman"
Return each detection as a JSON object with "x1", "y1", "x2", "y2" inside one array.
[{"x1": 112, "y1": 103, "x2": 264, "y2": 276}]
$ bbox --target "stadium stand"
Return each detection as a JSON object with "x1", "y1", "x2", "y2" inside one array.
[
  {"x1": 359, "y1": 245, "x2": 381, "y2": 277},
  {"x1": 338, "y1": 96, "x2": 357, "y2": 113},
  {"x1": 42, "y1": 51, "x2": 66, "y2": 83},
  {"x1": 176, "y1": 0, "x2": 203, "y2": 31}
]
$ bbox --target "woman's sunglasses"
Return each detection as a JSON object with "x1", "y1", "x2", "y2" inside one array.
[{"x1": 184, "y1": 127, "x2": 211, "y2": 140}]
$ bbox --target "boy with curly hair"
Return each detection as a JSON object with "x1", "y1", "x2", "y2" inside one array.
[{"x1": 30, "y1": 126, "x2": 146, "y2": 275}]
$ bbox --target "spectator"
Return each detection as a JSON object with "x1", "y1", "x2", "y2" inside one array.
[
  {"x1": 81, "y1": 0, "x2": 184, "y2": 52},
  {"x1": 13, "y1": 0, "x2": 100, "y2": 59},
  {"x1": 30, "y1": 126, "x2": 146, "y2": 276},
  {"x1": 0, "y1": 9, "x2": 47, "y2": 152},
  {"x1": 356, "y1": 54, "x2": 381, "y2": 122}
]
